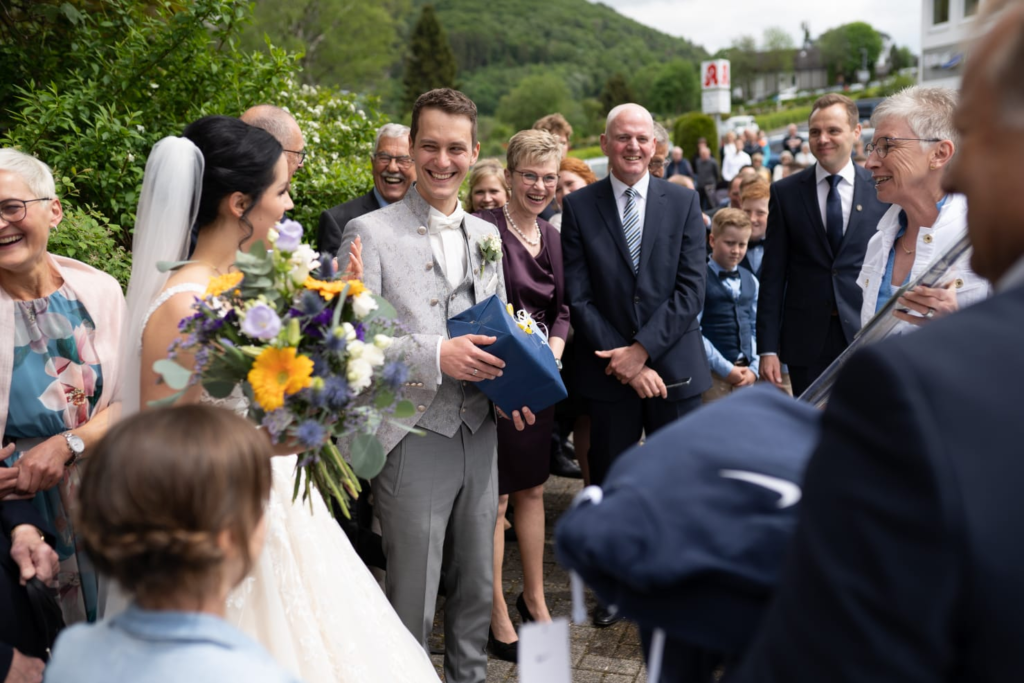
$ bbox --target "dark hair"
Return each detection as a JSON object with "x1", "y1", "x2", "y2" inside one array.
[
  {"x1": 410, "y1": 88, "x2": 478, "y2": 146},
  {"x1": 810, "y1": 93, "x2": 859, "y2": 129},
  {"x1": 183, "y1": 115, "x2": 283, "y2": 242},
  {"x1": 77, "y1": 405, "x2": 272, "y2": 601}
]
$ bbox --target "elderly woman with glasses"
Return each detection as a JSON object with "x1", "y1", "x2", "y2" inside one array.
[
  {"x1": 0, "y1": 149, "x2": 125, "y2": 624},
  {"x1": 473, "y1": 130, "x2": 569, "y2": 662},
  {"x1": 857, "y1": 86, "x2": 990, "y2": 332}
]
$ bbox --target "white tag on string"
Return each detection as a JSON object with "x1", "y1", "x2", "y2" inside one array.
[
  {"x1": 518, "y1": 617, "x2": 572, "y2": 683},
  {"x1": 646, "y1": 627, "x2": 666, "y2": 683}
]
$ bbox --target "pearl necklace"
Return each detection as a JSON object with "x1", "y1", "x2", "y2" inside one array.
[{"x1": 504, "y1": 204, "x2": 540, "y2": 247}]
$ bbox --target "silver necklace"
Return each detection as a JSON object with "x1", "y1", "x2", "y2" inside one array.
[{"x1": 504, "y1": 204, "x2": 540, "y2": 247}]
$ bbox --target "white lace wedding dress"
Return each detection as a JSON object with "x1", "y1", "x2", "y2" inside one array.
[{"x1": 125, "y1": 284, "x2": 439, "y2": 683}]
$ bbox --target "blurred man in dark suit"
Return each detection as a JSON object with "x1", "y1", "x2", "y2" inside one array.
[
  {"x1": 317, "y1": 123, "x2": 415, "y2": 256},
  {"x1": 732, "y1": 4, "x2": 1024, "y2": 681},
  {"x1": 757, "y1": 94, "x2": 889, "y2": 396}
]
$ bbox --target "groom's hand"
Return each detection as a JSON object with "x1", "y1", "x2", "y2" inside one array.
[{"x1": 441, "y1": 335, "x2": 505, "y2": 381}]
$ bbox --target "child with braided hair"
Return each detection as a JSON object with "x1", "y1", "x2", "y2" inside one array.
[{"x1": 45, "y1": 405, "x2": 301, "y2": 683}]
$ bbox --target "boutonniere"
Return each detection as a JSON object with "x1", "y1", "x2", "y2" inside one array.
[{"x1": 478, "y1": 234, "x2": 502, "y2": 276}]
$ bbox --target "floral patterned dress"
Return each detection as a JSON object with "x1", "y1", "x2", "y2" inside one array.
[{"x1": 3, "y1": 286, "x2": 104, "y2": 623}]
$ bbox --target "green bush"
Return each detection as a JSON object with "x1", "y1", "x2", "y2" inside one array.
[
  {"x1": 673, "y1": 112, "x2": 717, "y2": 160},
  {"x1": 568, "y1": 145, "x2": 605, "y2": 160},
  {"x1": 1, "y1": 0, "x2": 381, "y2": 287}
]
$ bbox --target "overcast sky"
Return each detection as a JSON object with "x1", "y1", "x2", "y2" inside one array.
[{"x1": 592, "y1": 0, "x2": 922, "y2": 54}]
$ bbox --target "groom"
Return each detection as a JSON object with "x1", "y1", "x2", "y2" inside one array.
[{"x1": 340, "y1": 88, "x2": 531, "y2": 683}]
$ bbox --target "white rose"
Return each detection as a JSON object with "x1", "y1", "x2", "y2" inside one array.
[
  {"x1": 347, "y1": 339, "x2": 366, "y2": 359},
  {"x1": 352, "y1": 291, "x2": 378, "y2": 318},
  {"x1": 347, "y1": 358, "x2": 374, "y2": 393},
  {"x1": 360, "y1": 343, "x2": 385, "y2": 367},
  {"x1": 342, "y1": 322, "x2": 357, "y2": 341},
  {"x1": 373, "y1": 334, "x2": 393, "y2": 350}
]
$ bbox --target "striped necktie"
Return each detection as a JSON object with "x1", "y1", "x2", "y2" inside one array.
[{"x1": 623, "y1": 186, "x2": 641, "y2": 272}]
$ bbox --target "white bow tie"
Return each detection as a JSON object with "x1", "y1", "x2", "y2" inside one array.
[{"x1": 428, "y1": 209, "x2": 465, "y2": 235}]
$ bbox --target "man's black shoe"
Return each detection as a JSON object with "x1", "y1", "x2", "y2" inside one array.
[
  {"x1": 550, "y1": 435, "x2": 582, "y2": 479},
  {"x1": 592, "y1": 604, "x2": 623, "y2": 628}
]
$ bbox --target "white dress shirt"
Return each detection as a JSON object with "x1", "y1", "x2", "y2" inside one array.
[
  {"x1": 426, "y1": 202, "x2": 468, "y2": 384},
  {"x1": 722, "y1": 149, "x2": 752, "y2": 182},
  {"x1": 814, "y1": 160, "x2": 856, "y2": 236},
  {"x1": 427, "y1": 204, "x2": 468, "y2": 288},
  {"x1": 609, "y1": 171, "x2": 651, "y2": 242}
]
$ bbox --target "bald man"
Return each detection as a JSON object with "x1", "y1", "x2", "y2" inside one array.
[
  {"x1": 241, "y1": 104, "x2": 305, "y2": 178},
  {"x1": 561, "y1": 103, "x2": 710, "y2": 627}
]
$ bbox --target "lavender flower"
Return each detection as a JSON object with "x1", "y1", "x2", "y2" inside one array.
[
  {"x1": 275, "y1": 219, "x2": 304, "y2": 252},
  {"x1": 241, "y1": 303, "x2": 281, "y2": 340},
  {"x1": 261, "y1": 409, "x2": 293, "y2": 444},
  {"x1": 295, "y1": 420, "x2": 326, "y2": 449},
  {"x1": 381, "y1": 361, "x2": 409, "y2": 390}
]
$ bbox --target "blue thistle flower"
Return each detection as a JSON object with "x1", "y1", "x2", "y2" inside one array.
[
  {"x1": 322, "y1": 376, "x2": 350, "y2": 410},
  {"x1": 295, "y1": 420, "x2": 326, "y2": 449},
  {"x1": 325, "y1": 327, "x2": 347, "y2": 353},
  {"x1": 260, "y1": 409, "x2": 293, "y2": 444},
  {"x1": 298, "y1": 289, "x2": 328, "y2": 315},
  {"x1": 381, "y1": 361, "x2": 409, "y2": 390}
]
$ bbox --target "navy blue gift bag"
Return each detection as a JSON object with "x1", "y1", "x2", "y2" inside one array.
[{"x1": 447, "y1": 295, "x2": 567, "y2": 415}]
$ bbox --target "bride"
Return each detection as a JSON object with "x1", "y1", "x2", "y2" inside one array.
[{"x1": 116, "y1": 115, "x2": 440, "y2": 682}]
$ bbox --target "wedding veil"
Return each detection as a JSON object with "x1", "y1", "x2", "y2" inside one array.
[{"x1": 120, "y1": 136, "x2": 204, "y2": 417}]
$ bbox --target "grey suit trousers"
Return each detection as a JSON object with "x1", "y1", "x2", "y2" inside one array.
[{"x1": 373, "y1": 420, "x2": 498, "y2": 683}]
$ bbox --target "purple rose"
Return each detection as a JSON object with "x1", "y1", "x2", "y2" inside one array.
[
  {"x1": 241, "y1": 303, "x2": 282, "y2": 340},
  {"x1": 275, "y1": 219, "x2": 304, "y2": 252}
]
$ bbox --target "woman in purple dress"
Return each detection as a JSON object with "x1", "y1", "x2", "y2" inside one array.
[{"x1": 474, "y1": 130, "x2": 569, "y2": 661}]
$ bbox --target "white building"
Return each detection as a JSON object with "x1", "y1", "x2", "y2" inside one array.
[{"x1": 920, "y1": 0, "x2": 982, "y2": 88}]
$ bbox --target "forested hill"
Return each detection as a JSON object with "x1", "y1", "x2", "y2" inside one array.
[{"x1": 421, "y1": 0, "x2": 707, "y2": 114}]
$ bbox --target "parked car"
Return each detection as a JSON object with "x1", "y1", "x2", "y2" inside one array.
[
  {"x1": 722, "y1": 115, "x2": 759, "y2": 136},
  {"x1": 584, "y1": 156, "x2": 608, "y2": 180},
  {"x1": 856, "y1": 98, "x2": 885, "y2": 124}
]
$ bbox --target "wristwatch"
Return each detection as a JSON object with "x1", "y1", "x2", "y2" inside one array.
[
  {"x1": 62, "y1": 431, "x2": 85, "y2": 467},
  {"x1": 555, "y1": 359, "x2": 563, "y2": 371}
]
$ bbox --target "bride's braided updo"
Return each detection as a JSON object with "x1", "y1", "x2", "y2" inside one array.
[{"x1": 77, "y1": 405, "x2": 272, "y2": 601}]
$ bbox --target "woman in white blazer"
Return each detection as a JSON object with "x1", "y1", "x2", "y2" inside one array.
[{"x1": 857, "y1": 86, "x2": 990, "y2": 333}]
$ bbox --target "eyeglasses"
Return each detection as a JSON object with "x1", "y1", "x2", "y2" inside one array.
[
  {"x1": 0, "y1": 198, "x2": 52, "y2": 223},
  {"x1": 373, "y1": 152, "x2": 413, "y2": 169},
  {"x1": 284, "y1": 149, "x2": 307, "y2": 165},
  {"x1": 513, "y1": 171, "x2": 557, "y2": 187},
  {"x1": 864, "y1": 137, "x2": 942, "y2": 159},
  {"x1": 648, "y1": 159, "x2": 666, "y2": 170}
]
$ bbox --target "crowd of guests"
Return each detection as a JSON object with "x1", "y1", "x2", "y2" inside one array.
[{"x1": 1, "y1": 3, "x2": 1022, "y2": 679}]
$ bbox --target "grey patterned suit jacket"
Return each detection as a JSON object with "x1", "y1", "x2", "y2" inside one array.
[{"x1": 339, "y1": 187, "x2": 506, "y2": 455}]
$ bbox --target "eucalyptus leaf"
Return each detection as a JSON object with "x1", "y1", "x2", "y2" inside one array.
[
  {"x1": 374, "y1": 390, "x2": 395, "y2": 409},
  {"x1": 203, "y1": 379, "x2": 238, "y2": 399},
  {"x1": 147, "y1": 389, "x2": 186, "y2": 408},
  {"x1": 330, "y1": 283, "x2": 351, "y2": 328},
  {"x1": 364, "y1": 294, "x2": 397, "y2": 321},
  {"x1": 349, "y1": 433, "x2": 386, "y2": 479},
  {"x1": 157, "y1": 260, "x2": 196, "y2": 273},
  {"x1": 393, "y1": 400, "x2": 416, "y2": 418},
  {"x1": 153, "y1": 358, "x2": 193, "y2": 390},
  {"x1": 385, "y1": 419, "x2": 427, "y2": 436}
]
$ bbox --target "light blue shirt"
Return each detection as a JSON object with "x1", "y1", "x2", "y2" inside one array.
[
  {"x1": 372, "y1": 186, "x2": 390, "y2": 208},
  {"x1": 45, "y1": 604, "x2": 303, "y2": 683},
  {"x1": 745, "y1": 243, "x2": 764, "y2": 276},
  {"x1": 699, "y1": 259, "x2": 760, "y2": 378}
]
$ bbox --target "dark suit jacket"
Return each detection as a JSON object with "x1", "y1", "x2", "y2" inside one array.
[
  {"x1": 731, "y1": 282, "x2": 1024, "y2": 683},
  {"x1": 317, "y1": 190, "x2": 382, "y2": 257},
  {"x1": 561, "y1": 176, "x2": 711, "y2": 402},
  {"x1": 756, "y1": 163, "x2": 888, "y2": 366},
  {"x1": 0, "y1": 499, "x2": 54, "y2": 676}
]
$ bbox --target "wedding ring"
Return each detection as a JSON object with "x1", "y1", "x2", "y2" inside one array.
[
  {"x1": 472, "y1": 368, "x2": 479, "y2": 376},
  {"x1": 925, "y1": 307, "x2": 935, "y2": 319}
]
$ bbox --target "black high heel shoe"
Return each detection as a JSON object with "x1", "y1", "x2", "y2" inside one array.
[
  {"x1": 488, "y1": 628, "x2": 518, "y2": 662},
  {"x1": 516, "y1": 592, "x2": 535, "y2": 623}
]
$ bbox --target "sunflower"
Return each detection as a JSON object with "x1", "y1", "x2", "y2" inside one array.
[
  {"x1": 303, "y1": 277, "x2": 366, "y2": 301},
  {"x1": 247, "y1": 346, "x2": 314, "y2": 411},
  {"x1": 205, "y1": 271, "x2": 244, "y2": 298}
]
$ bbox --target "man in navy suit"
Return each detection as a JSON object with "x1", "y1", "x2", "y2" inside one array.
[
  {"x1": 731, "y1": 5, "x2": 1024, "y2": 680},
  {"x1": 561, "y1": 103, "x2": 710, "y2": 624},
  {"x1": 757, "y1": 94, "x2": 889, "y2": 396},
  {"x1": 317, "y1": 123, "x2": 416, "y2": 256}
]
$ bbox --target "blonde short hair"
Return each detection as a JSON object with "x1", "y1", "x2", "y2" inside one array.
[
  {"x1": 505, "y1": 129, "x2": 562, "y2": 173},
  {"x1": 711, "y1": 207, "x2": 752, "y2": 238},
  {"x1": 0, "y1": 148, "x2": 57, "y2": 198}
]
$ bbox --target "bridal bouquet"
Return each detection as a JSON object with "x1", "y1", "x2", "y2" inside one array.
[{"x1": 154, "y1": 220, "x2": 415, "y2": 516}]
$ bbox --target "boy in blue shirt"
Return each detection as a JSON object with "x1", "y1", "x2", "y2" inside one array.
[{"x1": 701, "y1": 208, "x2": 760, "y2": 402}]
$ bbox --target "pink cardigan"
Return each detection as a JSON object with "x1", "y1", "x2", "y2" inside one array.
[{"x1": 0, "y1": 254, "x2": 126, "y2": 443}]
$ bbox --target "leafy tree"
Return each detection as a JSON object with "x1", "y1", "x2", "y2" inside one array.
[
  {"x1": 673, "y1": 113, "x2": 718, "y2": 163},
  {"x1": 402, "y1": 5, "x2": 458, "y2": 113},
  {"x1": 761, "y1": 26, "x2": 795, "y2": 72},
  {"x1": 647, "y1": 60, "x2": 699, "y2": 116},
  {"x1": 817, "y1": 22, "x2": 884, "y2": 84},
  {"x1": 1, "y1": 0, "x2": 382, "y2": 286},
  {"x1": 241, "y1": 0, "x2": 409, "y2": 93},
  {"x1": 719, "y1": 35, "x2": 758, "y2": 98},
  {"x1": 496, "y1": 73, "x2": 579, "y2": 133},
  {"x1": 889, "y1": 45, "x2": 917, "y2": 71},
  {"x1": 599, "y1": 73, "x2": 636, "y2": 115}
]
